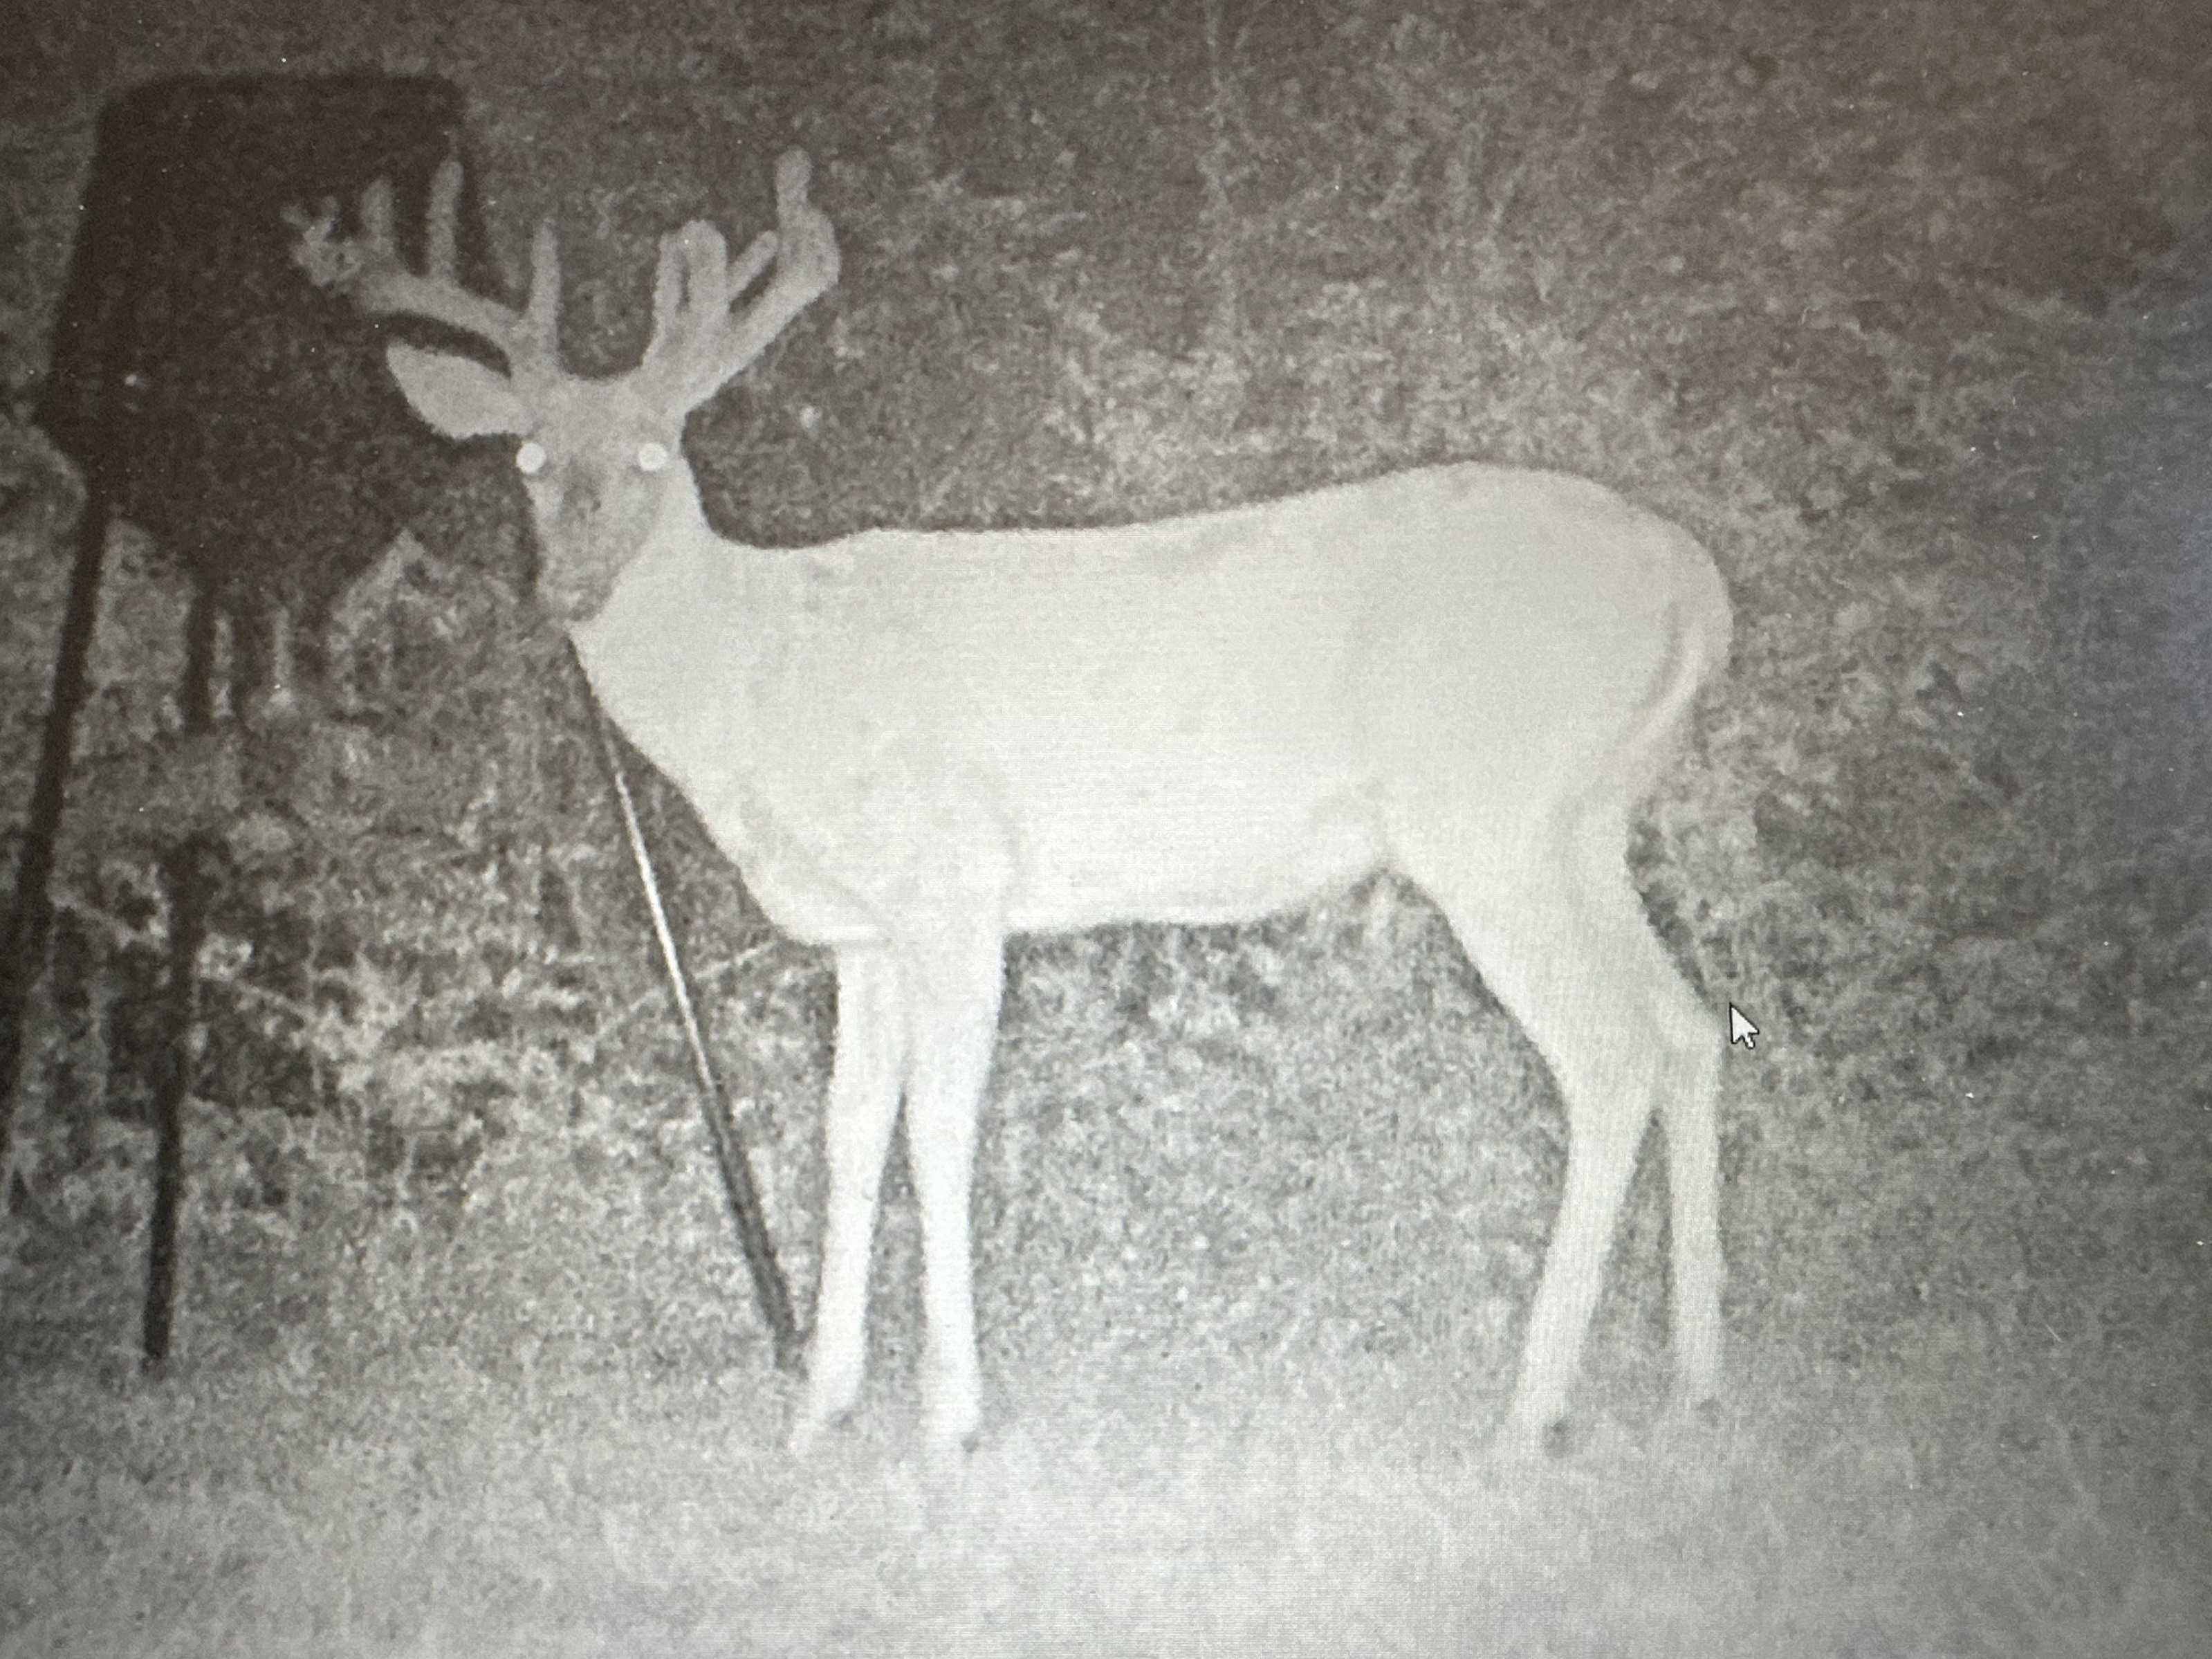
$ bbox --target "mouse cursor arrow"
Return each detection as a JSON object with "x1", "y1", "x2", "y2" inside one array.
[{"x1": 1728, "y1": 1004, "x2": 1759, "y2": 1050}]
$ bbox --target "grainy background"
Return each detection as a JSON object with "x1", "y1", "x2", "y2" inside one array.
[{"x1": 0, "y1": 1, "x2": 2206, "y2": 1653}]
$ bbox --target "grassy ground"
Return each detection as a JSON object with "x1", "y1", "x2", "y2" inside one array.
[
  {"x1": 1, "y1": 1330, "x2": 2200, "y2": 1658},
  {"x1": 2, "y1": 0, "x2": 2209, "y2": 1653}
]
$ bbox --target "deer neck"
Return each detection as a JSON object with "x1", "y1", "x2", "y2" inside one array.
[{"x1": 564, "y1": 459, "x2": 773, "y2": 834}]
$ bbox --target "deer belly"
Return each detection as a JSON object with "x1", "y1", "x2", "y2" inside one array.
[
  {"x1": 1004, "y1": 778, "x2": 1386, "y2": 929},
  {"x1": 676, "y1": 706, "x2": 1388, "y2": 942}
]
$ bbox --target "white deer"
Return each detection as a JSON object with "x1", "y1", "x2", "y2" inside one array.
[{"x1": 292, "y1": 150, "x2": 1731, "y2": 1454}]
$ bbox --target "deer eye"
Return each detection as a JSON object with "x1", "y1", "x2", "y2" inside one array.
[
  {"x1": 516, "y1": 440, "x2": 549, "y2": 475},
  {"x1": 636, "y1": 441, "x2": 671, "y2": 474}
]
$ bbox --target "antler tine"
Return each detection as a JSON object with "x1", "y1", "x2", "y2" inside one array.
[
  {"x1": 425, "y1": 159, "x2": 461, "y2": 280},
  {"x1": 287, "y1": 162, "x2": 562, "y2": 378},
  {"x1": 362, "y1": 178, "x2": 397, "y2": 255},
  {"x1": 725, "y1": 227, "x2": 781, "y2": 297},
  {"x1": 657, "y1": 149, "x2": 839, "y2": 410},
  {"x1": 524, "y1": 221, "x2": 561, "y2": 358},
  {"x1": 641, "y1": 221, "x2": 735, "y2": 381}
]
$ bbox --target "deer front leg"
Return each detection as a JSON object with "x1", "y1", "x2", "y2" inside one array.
[
  {"x1": 791, "y1": 945, "x2": 905, "y2": 1455},
  {"x1": 900, "y1": 933, "x2": 1006, "y2": 1454}
]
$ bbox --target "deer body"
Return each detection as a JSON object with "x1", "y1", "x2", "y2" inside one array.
[
  {"x1": 295, "y1": 152, "x2": 1731, "y2": 1454},
  {"x1": 575, "y1": 461, "x2": 1715, "y2": 945}
]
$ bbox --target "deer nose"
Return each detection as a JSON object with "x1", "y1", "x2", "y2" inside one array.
[{"x1": 537, "y1": 553, "x2": 620, "y2": 625}]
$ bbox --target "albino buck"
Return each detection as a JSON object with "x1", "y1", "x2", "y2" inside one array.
[{"x1": 292, "y1": 150, "x2": 1731, "y2": 1454}]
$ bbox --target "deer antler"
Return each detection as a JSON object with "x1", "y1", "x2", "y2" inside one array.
[
  {"x1": 286, "y1": 159, "x2": 562, "y2": 379},
  {"x1": 290, "y1": 151, "x2": 836, "y2": 417},
  {"x1": 638, "y1": 149, "x2": 842, "y2": 412}
]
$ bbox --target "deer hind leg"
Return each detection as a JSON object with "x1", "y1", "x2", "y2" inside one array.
[
  {"x1": 1406, "y1": 812, "x2": 1720, "y2": 1447},
  {"x1": 791, "y1": 944, "x2": 907, "y2": 1454},
  {"x1": 898, "y1": 934, "x2": 1005, "y2": 1453},
  {"x1": 1660, "y1": 981, "x2": 1723, "y2": 1410}
]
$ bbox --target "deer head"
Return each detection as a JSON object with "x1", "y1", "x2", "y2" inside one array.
[{"x1": 289, "y1": 150, "x2": 839, "y2": 621}]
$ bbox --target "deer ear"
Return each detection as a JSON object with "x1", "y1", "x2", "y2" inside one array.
[{"x1": 385, "y1": 342, "x2": 531, "y2": 438}]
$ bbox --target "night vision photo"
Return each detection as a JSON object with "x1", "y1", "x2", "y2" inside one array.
[{"x1": 0, "y1": 3, "x2": 2204, "y2": 1654}]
